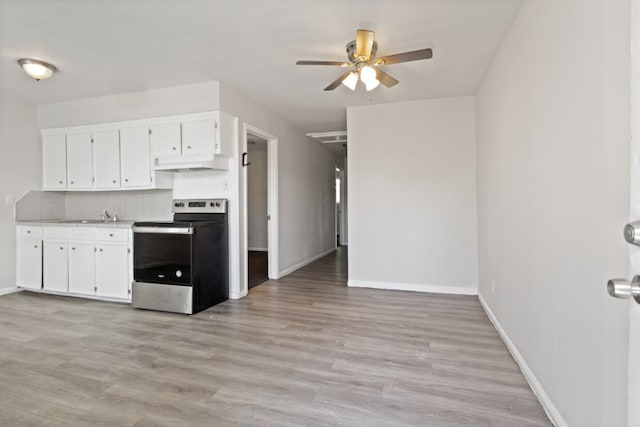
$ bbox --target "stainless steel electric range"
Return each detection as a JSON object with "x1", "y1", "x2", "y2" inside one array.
[{"x1": 131, "y1": 199, "x2": 228, "y2": 314}]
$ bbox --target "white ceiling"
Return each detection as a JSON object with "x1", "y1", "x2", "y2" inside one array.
[{"x1": 0, "y1": 0, "x2": 521, "y2": 133}]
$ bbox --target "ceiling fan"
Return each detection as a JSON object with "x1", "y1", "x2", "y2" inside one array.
[{"x1": 296, "y1": 29, "x2": 433, "y2": 92}]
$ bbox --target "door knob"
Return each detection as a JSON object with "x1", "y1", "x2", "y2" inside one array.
[
  {"x1": 607, "y1": 276, "x2": 640, "y2": 303},
  {"x1": 624, "y1": 221, "x2": 640, "y2": 246}
]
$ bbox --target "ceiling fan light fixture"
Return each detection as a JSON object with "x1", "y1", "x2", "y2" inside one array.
[
  {"x1": 341, "y1": 71, "x2": 358, "y2": 90},
  {"x1": 364, "y1": 78, "x2": 380, "y2": 91},
  {"x1": 359, "y1": 65, "x2": 376, "y2": 84},
  {"x1": 17, "y1": 58, "x2": 57, "y2": 81}
]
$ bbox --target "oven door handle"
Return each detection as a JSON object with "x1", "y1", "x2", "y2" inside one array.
[{"x1": 133, "y1": 226, "x2": 193, "y2": 235}]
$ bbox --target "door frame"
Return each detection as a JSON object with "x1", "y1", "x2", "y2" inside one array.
[{"x1": 242, "y1": 123, "x2": 279, "y2": 294}]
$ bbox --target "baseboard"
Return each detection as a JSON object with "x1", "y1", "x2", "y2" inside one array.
[
  {"x1": 0, "y1": 287, "x2": 20, "y2": 297},
  {"x1": 478, "y1": 293, "x2": 566, "y2": 427},
  {"x1": 248, "y1": 247, "x2": 268, "y2": 252},
  {"x1": 229, "y1": 289, "x2": 248, "y2": 300},
  {"x1": 279, "y1": 248, "x2": 336, "y2": 277},
  {"x1": 348, "y1": 280, "x2": 477, "y2": 295}
]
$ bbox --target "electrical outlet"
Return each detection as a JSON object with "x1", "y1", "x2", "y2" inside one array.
[
  {"x1": 4, "y1": 194, "x2": 14, "y2": 206},
  {"x1": 491, "y1": 279, "x2": 495, "y2": 295}
]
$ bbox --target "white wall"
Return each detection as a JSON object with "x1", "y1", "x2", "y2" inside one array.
[
  {"x1": 247, "y1": 148, "x2": 268, "y2": 250},
  {"x1": 347, "y1": 96, "x2": 478, "y2": 294},
  {"x1": 476, "y1": 0, "x2": 630, "y2": 425},
  {"x1": 37, "y1": 81, "x2": 220, "y2": 127},
  {"x1": 219, "y1": 82, "x2": 338, "y2": 281},
  {"x1": 0, "y1": 96, "x2": 40, "y2": 293}
]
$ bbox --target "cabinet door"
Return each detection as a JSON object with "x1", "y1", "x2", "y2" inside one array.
[
  {"x1": 182, "y1": 118, "x2": 216, "y2": 156},
  {"x1": 93, "y1": 129, "x2": 120, "y2": 189},
  {"x1": 66, "y1": 132, "x2": 94, "y2": 189},
  {"x1": 96, "y1": 243, "x2": 129, "y2": 300},
  {"x1": 43, "y1": 240, "x2": 68, "y2": 292},
  {"x1": 42, "y1": 133, "x2": 67, "y2": 189},
  {"x1": 150, "y1": 122, "x2": 181, "y2": 158},
  {"x1": 121, "y1": 125, "x2": 152, "y2": 188},
  {"x1": 16, "y1": 238, "x2": 42, "y2": 290},
  {"x1": 68, "y1": 242, "x2": 95, "y2": 296}
]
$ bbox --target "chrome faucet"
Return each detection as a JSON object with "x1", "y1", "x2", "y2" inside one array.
[{"x1": 101, "y1": 209, "x2": 118, "y2": 221}]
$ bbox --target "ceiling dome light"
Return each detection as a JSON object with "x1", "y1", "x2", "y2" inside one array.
[
  {"x1": 341, "y1": 71, "x2": 358, "y2": 90},
  {"x1": 17, "y1": 58, "x2": 57, "y2": 81}
]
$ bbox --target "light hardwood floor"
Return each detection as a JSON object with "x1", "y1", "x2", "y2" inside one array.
[{"x1": 0, "y1": 247, "x2": 550, "y2": 426}]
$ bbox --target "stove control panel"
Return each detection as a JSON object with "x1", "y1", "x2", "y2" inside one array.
[{"x1": 172, "y1": 199, "x2": 227, "y2": 214}]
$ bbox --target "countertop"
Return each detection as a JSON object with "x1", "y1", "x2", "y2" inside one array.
[{"x1": 16, "y1": 219, "x2": 135, "y2": 229}]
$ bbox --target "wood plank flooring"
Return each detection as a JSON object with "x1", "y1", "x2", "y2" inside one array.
[{"x1": 0, "y1": 247, "x2": 550, "y2": 426}]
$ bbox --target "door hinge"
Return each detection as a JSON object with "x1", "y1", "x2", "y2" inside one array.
[
  {"x1": 150, "y1": 176, "x2": 153, "y2": 183},
  {"x1": 94, "y1": 247, "x2": 97, "y2": 252},
  {"x1": 91, "y1": 139, "x2": 94, "y2": 143},
  {"x1": 92, "y1": 177, "x2": 95, "y2": 184},
  {"x1": 214, "y1": 122, "x2": 218, "y2": 129},
  {"x1": 128, "y1": 289, "x2": 131, "y2": 295},
  {"x1": 148, "y1": 129, "x2": 152, "y2": 135},
  {"x1": 127, "y1": 248, "x2": 131, "y2": 254},
  {"x1": 94, "y1": 286, "x2": 97, "y2": 292}
]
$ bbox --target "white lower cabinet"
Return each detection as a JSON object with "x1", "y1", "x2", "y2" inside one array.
[
  {"x1": 17, "y1": 224, "x2": 132, "y2": 302},
  {"x1": 16, "y1": 237, "x2": 42, "y2": 290},
  {"x1": 96, "y1": 243, "x2": 130, "y2": 300},
  {"x1": 68, "y1": 241, "x2": 96, "y2": 296},
  {"x1": 43, "y1": 240, "x2": 68, "y2": 293}
]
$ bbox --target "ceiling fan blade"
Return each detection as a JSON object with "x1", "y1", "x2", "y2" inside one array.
[
  {"x1": 374, "y1": 48, "x2": 433, "y2": 66},
  {"x1": 355, "y1": 29, "x2": 375, "y2": 59},
  {"x1": 324, "y1": 71, "x2": 352, "y2": 91},
  {"x1": 296, "y1": 60, "x2": 349, "y2": 66},
  {"x1": 375, "y1": 68, "x2": 399, "y2": 88}
]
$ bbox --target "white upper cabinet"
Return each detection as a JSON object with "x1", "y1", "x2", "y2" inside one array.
[
  {"x1": 150, "y1": 122, "x2": 181, "y2": 158},
  {"x1": 66, "y1": 132, "x2": 93, "y2": 189},
  {"x1": 182, "y1": 118, "x2": 216, "y2": 156},
  {"x1": 92, "y1": 129, "x2": 121, "y2": 189},
  {"x1": 42, "y1": 132, "x2": 67, "y2": 190},
  {"x1": 121, "y1": 125, "x2": 151, "y2": 188},
  {"x1": 150, "y1": 111, "x2": 236, "y2": 170},
  {"x1": 40, "y1": 111, "x2": 235, "y2": 190}
]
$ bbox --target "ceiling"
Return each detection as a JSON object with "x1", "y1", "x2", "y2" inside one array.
[{"x1": 0, "y1": 0, "x2": 522, "y2": 133}]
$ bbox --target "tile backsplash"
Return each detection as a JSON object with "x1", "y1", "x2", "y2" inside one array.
[{"x1": 15, "y1": 190, "x2": 173, "y2": 221}]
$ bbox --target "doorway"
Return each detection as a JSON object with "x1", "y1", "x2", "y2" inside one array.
[
  {"x1": 246, "y1": 133, "x2": 269, "y2": 288},
  {"x1": 242, "y1": 124, "x2": 279, "y2": 294}
]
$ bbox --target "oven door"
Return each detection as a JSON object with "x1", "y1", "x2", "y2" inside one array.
[{"x1": 132, "y1": 226, "x2": 193, "y2": 285}]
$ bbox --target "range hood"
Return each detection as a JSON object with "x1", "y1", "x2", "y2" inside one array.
[{"x1": 152, "y1": 156, "x2": 230, "y2": 172}]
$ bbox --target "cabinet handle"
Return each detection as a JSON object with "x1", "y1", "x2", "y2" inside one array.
[
  {"x1": 59, "y1": 246, "x2": 64, "y2": 250},
  {"x1": 27, "y1": 230, "x2": 31, "y2": 234},
  {"x1": 187, "y1": 145, "x2": 192, "y2": 150},
  {"x1": 70, "y1": 181, "x2": 74, "y2": 184},
  {"x1": 71, "y1": 247, "x2": 75, "y2": 251},
  {"x1": 112, "y1": 180, "x2": 116, "y2": 183},
  {"x1": 99, "y1": 248, "x2": 103, "y2": 252},
  {"x1": 58, "y1": 181, "x2": 63, "y2": 184},
  {"x1": 34, "y1": 245, "x2": 38, "y2": 249},
  {"x1": 125, "y1": 178, "x2": 129, "y2": 182},
  {"x1": 109, "y1": 233, "x2": 113, "y2": 237},
  {"x1": 172, "y1": 146, "x2": 177, "y2": 151}
]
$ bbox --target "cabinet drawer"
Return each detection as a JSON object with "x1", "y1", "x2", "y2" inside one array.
[
  {"x1": 95, "y1": 228, "x2": 129, "y2": 242},
  {"x1": 69, "y1": 227, "x2": 96, "y2": 241},
  {"x1": 43, "y1": 227, "x2": 69, "y2": 240},
  {"x1": 17, "y1": 225, "x2": 43, "y2": 238}
]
